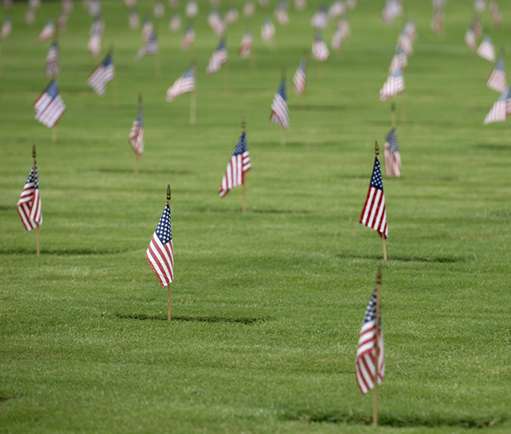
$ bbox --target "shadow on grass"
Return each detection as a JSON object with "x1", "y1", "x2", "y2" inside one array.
[
  {"x1": 336, "y1": 253, "x2": 466, "y2": 264},
  {"x1": 281, "y1": 410, "x2": 505, "y2": 429},
  {"x1": 115, "y1": 313, "x2": 269, "y2": 325},
  {"x1": 0, "y1": 248, "x2": 128, "y2": 256},
  {"x1": 94, "y1": 168, "x2": 193, "y2": 175}
]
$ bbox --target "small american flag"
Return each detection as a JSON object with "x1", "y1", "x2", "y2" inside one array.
[
  {"x1": 490, "y1": 0, "x2": 502, "y2": 27},
  {"x1": 88, "y1": 52, "x2": 114, "y2": 95},
  {"x1": 239, "y1": 32, "x2": 253, "y2": 58},
  {"x1": 39, "y1": 20, "x2": 55, "y2": 42},
  {"x1": 34, "y1": 80, "x2": 65, "y2": 128},
  {"x1": 356, "y1": 287, "x2": 384, "y2": 395},
  {"x1": 219, "y1": 130, "x2": 251, "y2": 198},
  {"x1": 382, "y1": 0, "x2": 402, "y2": 24},
  {"x1": 129, "y1": 11, "x2": 139, "y2": 29},
  {"x1": 129, "y1": 98, "x2": 144, "y2": 156},
  {"x1": 383, "y1": 128, "x2": 401, "y2": 177},
  {"x1": 271, "y1": 79, "x2": 289, "y2": 128},
  {"x1": 207, "y1": 40, "x2": 228, "y2": 74},
  {"x1": 477, "y1": 36, "x2": 496, "y2": 62},
  {"x1": 379, "y1": 68, "x2": 405, "y2": 101},
  {"x1": 208, "y1": 11, "x2": 225, "y2": 35},
  {"x1": 389, "y1": 46, "x2": 408, "y2": 73},
  {"x1": 487, "y1": 55, "x2": 507, "y2": 93},
  {"x1": 465, "y1": 26, "x2": 477, "y2": 50},
  {"x1": 146, "y1": 203, "x2": 174, "y2": 287},
  {"x1": 431, "y1": 9, "x2": 444, "y2": 33},
  {"x1": 312, "y1": 33, "x2": 329, "y2": 62},
  {"x1": 484, "y1": 88, "x2": 511, "y2": 124},
  {"x1": 293, "y1": 59, "x2": 306, "y2": 95},
  {"x1": 46, "y1": 41, "x2": 59, "y2": 78},
  {"x1": 17, "y1": 165, "x2": 43, "y2": 231},
  {"x1": 397, "y1": 31, "x2": 413, "y2": 55},
  {"x1": 138, "y1": 30, "x2": 158, "y2": 58},
  {"x1": 1, "y1": 17, "x2": 12, "y2": 40},
  {"x1": 88, "y1": 34, "x2": 102, "y2": 57},
  {"x1": 166, "y1": 68, "x2": 195, "y2": 102},
  {"x1": 186, "y1": 0, "x2": 198, "y2": 18},
  {"x1": 275, "y1": 4, "x2": 289, "y2": 25},
  {"x1": 169, "y1": 14, "x2": 181, "y2": 32},
  {"x1": 181, "y1": 26, "x2": 195, "y2": 50},
  {"x1": 359, "y1": 155, "x2": 388, "y2": 239},
  {"x1": 261, "y1": 19, "x2": 275, "y2": 42}
]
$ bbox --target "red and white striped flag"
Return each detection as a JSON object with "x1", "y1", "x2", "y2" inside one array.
[
  {"x1": 379, "y1": 69, "x2": 404, "y2": 101},
  {"x1": 239, "y1": 32, "x2": 253, "y2": 58},
  {"x1": 477, "y1": 36, "x2": 496, "y2": 62},
  {"x1": 293, "y1": 59, "x2": 306, "y2": 95},
  {"x1": 34, "y1": 80, "x2": 65, "y2": 128},
  {"x1": 169, "y1": 15, "x2": 181, "y2": 32},
  {"x1": 487, "y1": 55, "x2": 507, "y2": 93},
  {"x1": 312, "y1": 33, "x2": 329, "y2": 62},
  {"x1": 484, "y1": 88, "x2": 511, "y2": 124},
  {"x1": 270, "y1": 79, "x2": 289, "y2": 128},
  {"x1": 146, "y1": 203, "x2": 174, "y2": 287},
  {"x1": 1, "y1": 17, "x2": 12, "y2": 40},
  {"x1": 181, "y1": 26, "x2": 195, "y2": 50},
  {"x1": 39, "y1": 20, "x2": 55, "y2": 42},
  {"x1": 17, "y1": 164, "x2": 42, "y2": 231},
  {"x1": 218, "y1": 130, "x2": 251, "y2": 198},
  {"x1": 465, "y1": 26, "x2": 477, "y2": 50},
  {"x1": 261, "y1": 19, "x2": 275, "y2": 42},
  {"x1": 166, "y1": 68, "x2": 195, "y2": 102},
  {"x1": 206, "y1": 40, "x2": 228, "y2": 74},
  {"x1": 129, "y1": 97, "x2": 144, "y2": 156},
  {"x1": 383, "y1": 128, "x2": 401, "y2": 177},
  {"x1": 359, "y1": 155, "x2": 388, "y2": 239},
  {"x1": 46, "y1": 41, "x2": 59, "y2": 78},
  {"x1": 88, "y1": 52, "x2": 114, "y2": 95}
]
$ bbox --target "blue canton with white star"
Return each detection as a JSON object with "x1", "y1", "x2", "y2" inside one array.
[
  {"x1": 370, "y1": 158, "x2": 384, "y2": 190},
  {"x1": 363, "y1": 291, "x2": 377, "y2": 324},
  {"x1": 233, "y1": 132, "x2": 248, "y2": 156},
  {"x1": 27, "y1": 168, "x2": 39, "y2": 188},
  {"x1": 155, "y1": 205, "x2": 172, "y2": 243}
]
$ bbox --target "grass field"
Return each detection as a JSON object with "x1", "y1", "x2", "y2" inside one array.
[{"x1": 1, "y1": 1, "x2": 511, "y2": 433}]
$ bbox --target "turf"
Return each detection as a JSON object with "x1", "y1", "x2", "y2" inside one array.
[{"x1": 1, "y1": 0, "x2": 510, "y2": 433}]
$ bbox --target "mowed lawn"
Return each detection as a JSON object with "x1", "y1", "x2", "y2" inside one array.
[{"x1": 1, "y1": 1, "x2": 510, "y2": 433}]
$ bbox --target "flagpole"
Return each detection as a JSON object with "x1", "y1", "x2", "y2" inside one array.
[
  {"x1": 372, "y1": 268, "x2": 382, "y2": 426},
  {"x1": 166, "y1": 184, "x2": 173, "y2": 321},
  {"x1": 375, "y1": 141, "x2": 388, "y2": 262},
  {"x1": 391, "y1": 102, "x2": 397, "y2": 128},
  {"x1": 32, "y1": 144, "x2": 40, "y2": 257}
]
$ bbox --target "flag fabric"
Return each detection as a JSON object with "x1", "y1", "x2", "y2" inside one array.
[
  {"x1": 312, "y1": 33, "x2": 329, "y2": 61},
  {"x1": 129, "y1": 11, "x2": 140, "y2": 29},
  {"x1": 359, "y1": 156, "x2": 388, "y2": 239},
  {"x1": 129, "y1": 102, "x2": 144, "y2": 156},
  {"x1": 138, "y1": 30, "x2": 158, "y2": 58},
  {"x1": 465, "y1": 26, "x2": 477, "y2": 50},
  {"x1": 181, "y1": 26, "x2": 195, "y2": 49},
  {"x1": 88, "y1": 33, "x2": 102, "y2": 56},
  {"x1": 46, "y1": 41, "x2": 59, "y2": 78},
  {"x1": 389, "y1": 47, "x2": 407, "y2": 72},
  {"x1": 275, "y1": 4, "x2": 289, "y2": 25},
  {"x1": 146, "y1": 204, "x2": 174, "y2": 287},
  {"x1": 489, "y1": 0, "x2": 502, "y2": 27},
  {"x1": 34, "y1": 80, "x2": 65, "y2": 128},
  {"x1": 17, "y1": 165, "x2": 42, "y2": 231},
  {"x1": 207, "y1": 40, "x2": 228, "y2": 74},
  {"x1": 186, "y1": 0, "x2": 198, "y2": 18},
  {"x1": 239, "y1": 32, "x2": 253, "y2": 58},
  {"x1": 383, "y1": 128, "x2": 401, "y2": 177},
  {"x1": 484, "y1": 88, "x2": 511, "y2": 124},
  {"x1": 379, "y1": 68, "x2": 405, "y2": 101},
  {"x1": 477, "y1": 36, "x2": 496, "y2": 62},
  {"x1": 355, "y1": 289, "x2": 384, "y2": 395},
  {"x1": 270, "y1": 79, "x2": 289, "y2": 128},
  {"x1": 382, "y1": 0, "x2": 401, "y2": 24},
  {"x1": 431, "y1": 9, "x2": 444, "y2": 33},
  {"x1": 169, "y1": 14, "x2": 181, "y2": 32},
  {"x1": 39, "y1": 20, "x2": 55, "y2": 41},
  {"x1": 218, "y1": 131, "x2": 251, "y2": 198},
  {"x1": 293, "y1": 59, "x2": 306, "y2": 94},
  {"x1": 166, "y1": 68, "x2": 195, "y2": 102},
  {"x1": 261, "y1": 19, "x2": 275, "y2": 42},
  {"x1": 487, "y1": 56, "x2": 507, "y2": 93},
  {"x1": 88, "y1": 52, "x2": 114, "y2": 95},
  {"x1": 311, "y1": 7, "x2": 328, "y2": 29},
  {"x1": 208, "y1": 11, "x2": 225, "y2": 35},
  {"x1": 1, "y1": 17, "x2": 12, "y2": 40}
]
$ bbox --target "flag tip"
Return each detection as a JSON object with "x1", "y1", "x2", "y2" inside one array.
[
  {"x1": 166, "y1": 184, "x2": 171, "y2": 203},
  {"x1": 374, "y1": 141, "x2": 380, "y2": 157},
  {"x1": 32, "y1": 144, "x2": 37, "y2": 161}
]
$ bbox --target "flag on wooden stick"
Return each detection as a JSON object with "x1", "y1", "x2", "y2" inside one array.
[
  {"x1": 487, "y1": 54, "x2": 507, "y2": 93},
  {"x1": 379, "y1": 68, "x2": 404, "y2": 101},
  {"x1": 207, "y1": 39, "x2": 228, "y2": 74},
  {"x1": 1, "y1": 17, "x2": 12, "y2": 40},
  {"x1": 166, "y1": 67, "x2": 195, "y2": 102},
  {"x1": 270, "y1": 78, "x2": 289, "y2": 128},
  {"x1": 129, "y1": 95, "x2": 144, "y2": 156},
  {"x1": 34, "y1": 80, "x2": 65, "y2": 128},
  {"x1": 219, "y1": 128, "x2": 251, "y2": 198},
  {"x1": 46, "y1": 41, "x2": 59, "y2": 78},
  {"x1": 17, "y1": 153, "x2": 43, "y2": 232},
  {"x1": 239, "y1": 32, "x2": 253, "y2": 58},
  {"x1": 293, "y1": 59, "x2": 306, "y2": 95},
  {"x1": 88, "y1": 51, "x2": 114, "y2": 95},
  {"x1": 39, "y1": 20, "x2": 55, "y2": 42},
  {"x1": 477, "y1": 36, "x2": 496, "y2": 62},
  {"x1": 484, "y1": 88, "x2": 511, "y2": 124},
  {"x1": 383, "y1": 128, "x2": 401, "y2": 177},
  {"x1": 312, "y1": 32, "x2": 329, "y2": 61}
]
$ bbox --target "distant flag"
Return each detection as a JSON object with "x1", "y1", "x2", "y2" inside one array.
[
  {"x1": 474, "y1": 0, "x2": 486, "y2": 13},
  {"x1": 146, "y1": 196, "x2": 174, "y2": 288},
  {"x1": 275, "y1": 2, "x2": 289, "y2": 25},
  {"x1": 239, "y1": 32, "x2": 253, "y2": 58},
  {"x1": 129, "y1": 11, "x2": 140, "y2": 29},
  {"x1": 359, "y1": 151, "x2": 388, "y2": 239},
  {"x1": 489, "y1": 0, "x2": 502, "y2": 27},
  {"x1": 225, "y1": 7, "x2": 239, "y2": 25},
  {"x1": 431, "y1": 9, "x2": 444, "y2": 33},
  {"x1": 294, "y1": 0, "x2": 306, "y2": 11},
  {"x1": 329, "y1": 1, "x2": 345, "y2": 18},
  {"x1": 88, "y1": 17, "x2": 103, "y2": 56},
  {"x1": 243, "y1": 1, "x2": 255, "y2": 17},
  {"x1": 270, "y1": 78, "x2": 289, "y2": 128},
  {"x1": 465, "y1": 25, "x2": 477, "y2": 50},
  {"x1": 311, "y1": 7, "x2": 328, "y2": 29},
  {"x1": 124, "y1": 0, "x2": 136, "y2": 7},
  {"x1": 487, "y1": 54, "x2": 507, "y2": 93},
  {"x1": 207, "y1": 39, "x2": 228, "y2": 74},
  {"x1": 1, "y1": 17, "x2": 12, "y2": 40},
  {"x1": 331, "y1": 19, "x2": 350, "y2": 51},
  {"x1": 138, "y1": 30, "x2": 158, "y2": 58},
  {"x1": 261, "y1": 18, "x2": 275, "y2": 42},
  {"x1": 293, "y1": 59, "x2": 306, "y2": 95},
  {"x1": 477, "y1": 36, "x2": 496, "y2": 62},
  {"x1": 17, "y1": 160, "x2": 42, "y2": 232},
  {"x1": 379, "y1": 68, "x2": 405, "y2": 101},
  {"x1": 403, "y1": 20, "x2": 417, "y2": 41},
  {"x1": 25, "y1": 7, "x2": 36, "y2": 25},
  {"x1": 129, "y1": 95, "x2": 144, "y2": 157},
  {"x1": 88, "y1": 51, "x2": 114, "y2": 95},
  {"x1": 484, "y1": 88, "x2": 511, "y2": 124},
  {"x1": 46, "y1": 41, "x2": 59, "y2": 78},
  {"x1": 169, "y1": 14, "x2": 181, "y2": 32},
  {"x1": 181, "y1": 26, "x2": 195, "y2": 50},
  {"x1": 312, "y1": 33, "x2": 329, "y2": 62},
  {"x1": 38, "y1": 20, "x2": 55, "y2": 42},
  {"x1": 142, "y1": 19, "x2": 154, "y2": 41},
  {"x1": 153, "y1": 1, "x2": 165, "y2": 18},
  {"x1": 186, "y1": 0, "x2": 198, "y2": 18},
  {"x1": 389, "y1": 46, "x2": 407, "y2": 72},
  {"x1": 382, "y1": 0, "x2": 402, "y2": 24},
  {"x1": 383, "y1": 128, "x2": 401, "y2": 177},
  {"x1": 218, "y1": 129, "x2": 251, "y2": 198},
  {"x1": 208, "y1": 11, "x2": 225, "y2": 35},
  {"x1": 166, "y1": 68, "x2": 195, "y2": 102},
  {"x1": 397, "y1": 30, "x2": 413, "y2": 56},
  {"x1": 355, "y1": 282, "x2": 384, "y2": 395},
  {"x1": 34, "y1": 80, "x2": 65, "y2": 128}
]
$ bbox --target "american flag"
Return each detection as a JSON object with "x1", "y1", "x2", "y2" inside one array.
[
  {"x1": 270, "y1": 79, "x2": 289, "y2": 128},
  {"x1": 88, "y1": 52, "x2": 114, "y2": 95},
  {"x1": 329, "y1": 1, "x2": 345, "y2": 18},
  {"x1": 431, "y1": 9, "x2": 444, "y2": 33},
  {"x1": 311, "y1": 7, "x2": 328, "y2": 29},
  {"x1": 312, "y1": 33, "x2": 329, "y2": 62},
  {"x1": 355, "y1": 287, "x2": 384, "y2": 395},
  {"x1": 138, "y1": 30, "x2": 158, "y2": 58},
  {"x1": 225, "y1": 8, "x2": 239, "y2": 25},
  {"x1": 397, "y1": 31, "x2": 413, "y2": 55},
  {"x1": 275, "y1": 4, "x2": 289, "y2": 25},
  {"x1": 293, "y1": 59, "x2": 306, "y2": 95},
  {"x1": 1, "y1": 17, "x2": 12, "y2": 40},
  {"x1": 219, "y1": 131, "x2": 251, "y2": 198},
  {"x1": 208, "y1": 11, "x2": 225, "y2": 35},
  {"x1": 465, "y1": 26, "x2": 477, "y2": 50},
  {"x1": 487, "y1": 55, "x2": 507, "y2": 93},
  {"x1": 389, "y1": 46, "x2": 408, "y2": 72},
  {"x1": 207, "y1": 40, "x2": 228, "y2": 74},
  {"x1": 34, "y1": 80, "x2": 65, "y2": 128},
  {"x1": 383, "y1": 128, "x2": 401, "y2": 177},
  {"x1": 17, "y1": 165, "x2": 43, "y2": 231},
  {"x1": 243, "y1": 1, "x2": 255, "y2": 17},
  {"x1": 169, "y1": 14, "x2": 181, "y2": 32},
  {"x1": 46, "y1": 41, "x2": 59, "y2": 78},
  {"x1": 477, "y1": 36, "x2": 496, "y2": 62},
  {"x1": 39, "y1": 20, "x2": 55, "y2": 42},
  {"x1": 382, "y1": 0, "x2": 402, "y2": 24},
  {"x1": 166, "y1": 68, "x2": 195, "y2": 102},
  {"x1": 146, "y1": 203, "x2": 174, "y2": 287},
  {"x1": 379, "y1": 68, "x2": 405, "y2": 101},
  {"x1": 239, "y1": 32, "x2": 253, "y2": 58},
  {"x1": 129, "y1": 11, "x2": 140, "y2": 29},
  {"x1": 153, "y1": 1, "x2": 165, "y2": 18},
  {"x1": 490, "y1": 0, "x2": 502, "y2": 27},
  {"x1": 142, "y1": 19, "x2": 154, "y2": 41},
  {"x1": 484, "y1": 88, "x2": 511, "y2": 124},
  {"x1": 181, "y1": 26, "x2": 195, "y2": 50},
  {"x1": 359, "y1": 155, "x2": 388, "y2": 239},
  {"x1": 261, "y1": 19, "x2": 275, "y2": 42},
  {"x1": 186, "y1": 0, "x2": 198, "y2": 18},
  {"x1": 129, "y1": 98, "x2": 144, "y2": 156}
]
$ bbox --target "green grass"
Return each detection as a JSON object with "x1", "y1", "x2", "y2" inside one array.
[{"x1": 1, "y1": 0, "x2": 511, "y2": 433}]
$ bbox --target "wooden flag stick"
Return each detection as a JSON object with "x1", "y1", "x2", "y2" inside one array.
[
  {"x1": 372, "y1": 268, "x2": 383, "y2": 426},
  {"x1": 391, "y1": 102, "x2": 397, "y2": 128},
  {"x1": 32, "y1": 144, "x2": 41, "y2": 256},
  {"x1": 52, "y1": 126, "x2": 58, "y2": 144},
  {"x1": 166, "y1": 184, "x2": 172, "y2": 321}
]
